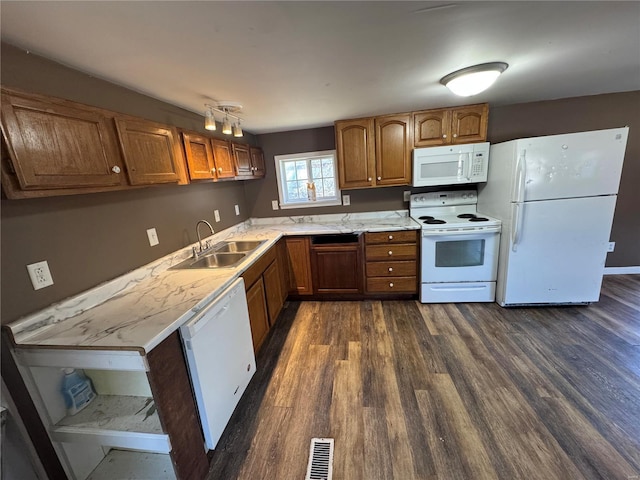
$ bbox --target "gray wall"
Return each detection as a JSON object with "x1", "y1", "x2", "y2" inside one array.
[
  {"x1": 246, "y1": 91, "x2": 640, "y2": 268},
  {"x1": 1, "y1": 44, "x2": 253, "y2": 324}
]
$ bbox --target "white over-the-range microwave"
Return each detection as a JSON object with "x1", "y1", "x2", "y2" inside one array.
[{"x1": 412, "y1": 142, "x2": 490, "y2": 187}]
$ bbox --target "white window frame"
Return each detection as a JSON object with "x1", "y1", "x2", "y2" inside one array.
[{"x1": 274, "y1": 150, "x2": 342, "y2": 209}]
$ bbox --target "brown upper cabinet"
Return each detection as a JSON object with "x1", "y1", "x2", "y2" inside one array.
[
  {"x1": 232, "y1": 143, "x2": 266, "y2": 179},
  {"x1": 413, "y1": 103, "x2": 488, "y2": 147},
  {"x1": 336, "y1": 113, "x2": 412, "y2": 189},
  {"x1": 1, "y1": 88, "x2": 127, "y2": 196},
  {"x1": 374, "y1": 113, "x2": 413, "y2": 187},
  {"x1": 211, "y1": 139, "x2": 236, "y2": 179},
  {"x1": 182, "y1": 131, "x2": 217, "y2": 180},
  {"x1": 250, "y1": 147, "x2": 266, "y2": 178},
  {"x1": 1, "y1": 87, "x2": 191, "y2": 199},
  {"x1": 335, "y1": 117, "x2": 375, "y2": 189},
  {"x1": 232, "y1": 143, "x2": 252, "y2": 177},
  {"x1": 182, "y1": 133, "x2": 237, "y2": 181},
  {"x1": 115, "y1": 117, "x2": 188, "y2": 186}
]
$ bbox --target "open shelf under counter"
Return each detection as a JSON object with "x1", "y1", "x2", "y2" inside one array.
[
  {"x1": 87, "y1": 450, "x2": 175, "y2": 480},
  {"x1": 51, "y1": 395, "x2": 170, "y2": 453}
]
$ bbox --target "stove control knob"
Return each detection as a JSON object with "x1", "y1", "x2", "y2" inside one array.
[{"x1": 462, "y1": 194, "x2": 467, "y2": 199}]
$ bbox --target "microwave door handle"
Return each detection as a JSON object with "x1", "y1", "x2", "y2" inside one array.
[{"x1": 466, "y1": 153, "x2": 473, "y2": 180}]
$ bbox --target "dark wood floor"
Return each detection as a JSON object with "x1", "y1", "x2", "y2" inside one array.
[{"x1": 208, "y1": 275, "x2": 640, "y2": 480}]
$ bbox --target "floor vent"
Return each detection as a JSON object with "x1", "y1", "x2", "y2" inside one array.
[{"x1": 305, "y1": 437, "x2": 334, "y2": 480}]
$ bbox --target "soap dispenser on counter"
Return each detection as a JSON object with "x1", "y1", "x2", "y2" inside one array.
[{"x1": 60, "y1": 368, "x2": 96, "y2": 415}]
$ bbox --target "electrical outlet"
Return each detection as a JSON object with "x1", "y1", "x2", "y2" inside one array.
[
  {"x1": 234, "y1": 204, "x2": 240, "y2": 216},
  {"x1": 214, "y1": 210, "x2": 221, "y2": 222},
  {"x1": 607, "y1": 241, "x2": 615, "y2": 252},
  {"x1": 404, "y1": 190, "x2": 411, "y2": 202},
  {"x1": 27, "y1": 261, "x2": 54, "y2": 290},
  {"x1": 146, "y1": 228, "x2": 159, "y2": 246},
  {"x1": 271, "y1": 200, "x2": 279, "y2": 210},
  {"x1": 342, "y1": 194, "x2": 351, "y2": 206}
]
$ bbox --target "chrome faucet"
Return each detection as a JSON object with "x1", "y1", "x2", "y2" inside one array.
[{"x1": 196, "y1": 220, "x2": 215, "y2": 254}]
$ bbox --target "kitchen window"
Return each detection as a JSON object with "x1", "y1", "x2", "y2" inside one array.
[{"x1": 274, "y1": 150, "x2": 341, "y2": 209}]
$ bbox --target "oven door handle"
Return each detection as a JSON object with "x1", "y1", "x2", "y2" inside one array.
[{"x1": 422, "y1": 226, "x2": 501, "y2": 237}]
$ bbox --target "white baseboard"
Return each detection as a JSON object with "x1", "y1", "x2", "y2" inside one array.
[{"x1": 604, "y1": 266, "x2": 640, "y2": 275}]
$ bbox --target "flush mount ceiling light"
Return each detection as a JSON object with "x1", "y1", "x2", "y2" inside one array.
[
  {"x1": 440, "y1": 62, "x2": 508, "y2": 97},
  {"x1": 203, "y1": 102, "x2": 243, "y2": 137}
]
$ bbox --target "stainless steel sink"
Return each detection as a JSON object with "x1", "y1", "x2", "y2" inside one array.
[
  {"x1": 213, "y1": 240, "x2": 265, "y2": 253},
  {"x1": 172, "y1": 252, "x2": 246, "y2": 270}
]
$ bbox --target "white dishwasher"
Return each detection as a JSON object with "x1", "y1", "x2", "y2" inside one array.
[{"x1": 180, "y1": 277, "x2": 256, "y2": 450}]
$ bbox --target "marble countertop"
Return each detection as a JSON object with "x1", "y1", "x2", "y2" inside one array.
[{"x1": 6, "y1": 211, "x2": 420, "y2": 354}]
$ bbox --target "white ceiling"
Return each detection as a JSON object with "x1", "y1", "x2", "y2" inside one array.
[{"x1": 2, "y1": 1, "x2": 639, "y2": 134}]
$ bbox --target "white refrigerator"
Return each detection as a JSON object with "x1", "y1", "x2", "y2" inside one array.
[{"x1": 477, "y1": 127, "x2": 629, "y2": 306}]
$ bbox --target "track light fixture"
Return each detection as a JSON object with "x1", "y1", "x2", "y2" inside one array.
[{"x1": 203, "y1": 102, "x2": 243, "y2": 137}]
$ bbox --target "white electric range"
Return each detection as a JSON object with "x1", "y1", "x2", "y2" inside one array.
[{"x1": 410, "y1": 190, "x2": 502, "y2": 303}]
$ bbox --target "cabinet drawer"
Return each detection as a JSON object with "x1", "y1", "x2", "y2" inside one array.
[
  {"x1": 365, "y1": 230, "x2": 417, "y2": 245},
  {"x1": 366, "y1": 276, "x2": 417, "y2": 293},
  {"x1": 366, "y1": 260, "x2": 416, "y2": 277},
  {"x1": 366, "y1": 244, "x2": 416, "y2": 261}
]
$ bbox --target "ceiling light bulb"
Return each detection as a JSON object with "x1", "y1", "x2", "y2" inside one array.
[
  {"x1": 440, "y1": 62, "x2": 508, "y2": 97},
  {"x1": 222, "y1": 115, "x2": 232, "y2": 135},
  {"x1": 233, "y1": 122, "x2": 243, "y2": 137},
  {"x1": 204, "y1": 109, "x2": 216, "y2": 131}
]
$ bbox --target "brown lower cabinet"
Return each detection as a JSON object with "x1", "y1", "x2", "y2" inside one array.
[
  {"x1": 364, "y1": 230, "x2": 418, "y2": 294},
  {"x1": 286, "y1": 232, "x2": 418, "y2": 298},
  {"x1": 245, "y1": 277, "x2": 270, "y2": 353},
  {"x1": 310, "y1": 236, "x2": 362, "y2": 294},
  {"x1": 284, "y1": 237, "x2": 314, "y2": 295},
  {"x1": 242, "y1": 240, "x2": 287, "y2": 354}
]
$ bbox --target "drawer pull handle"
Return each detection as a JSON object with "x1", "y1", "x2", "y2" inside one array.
[
  {"x1": 388, "y1": 267, "x2": 393, "y2": 272},
  {"x1": 388, "y1": 250, "x2": 393, "y2": 256},
  {"x1": 389, "y1": 282, "x2": 394, "y2": 288},
  {"x1": 111, "y1": 166, "x2": 121, "y2": 174},
  {"x1": 368, "y1": 177, "x2": 372, "y2": 182},
  {"x1": 388, "y1": 235, "x2": 393, "y2": 240}
]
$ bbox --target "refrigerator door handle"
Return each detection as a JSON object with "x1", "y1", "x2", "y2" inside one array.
[
  {"x1": 514, "y1": 150, "x2": 527, "y2": 203},
  {"x1": 511, "y1": 203, "x2": 521, "y2": 252}
]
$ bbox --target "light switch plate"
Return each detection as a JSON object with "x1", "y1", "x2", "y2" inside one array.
[
  {"x1": 147, "y1": 228, "x2": 159, "y2": 247},
  {"x1": 234, "y1": 204, "x2": 240, "y2": 216},
  {"x1": 272, "y1": 200, "x2": 279, "y2": 210},
  {"x1": 27, "y1": 261, "x2": 54, "y2": 290},
  {"x1": 214, "y1": 210, "x2": 221, "y2": 222},
  {"x1": 404, "y1": 190, "x2": 411, "y2": 202},
  {"x1": 607, "y1": 241, "x2": 615, "y2": 252},
  {"x1": 342, "y1": 194, "x2": 351, "y2": 206}
]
